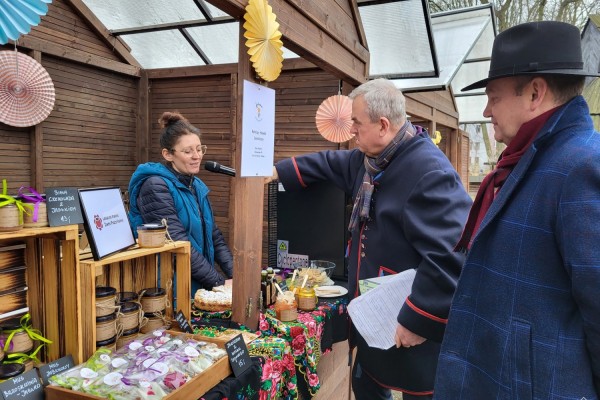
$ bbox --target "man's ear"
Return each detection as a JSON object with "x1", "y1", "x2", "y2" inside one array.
[
  {"x1": 529, "y1": 77, "x2": 549, "y2": 110},
  {"x1": 379, "y1": 117, "x2": 390, "y2": 136}
]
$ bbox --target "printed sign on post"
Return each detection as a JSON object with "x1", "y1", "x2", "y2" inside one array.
[{"x1": 240, "y1": 80, "x2": 275, "y2": 177}]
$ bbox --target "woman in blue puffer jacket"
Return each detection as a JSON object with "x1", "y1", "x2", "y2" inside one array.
[{"x1": 128, "y1": 111, "x2": 233, "y2": 293}]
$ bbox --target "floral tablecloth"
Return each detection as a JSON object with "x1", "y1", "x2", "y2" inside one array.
[{"x1": 191, "y1": 297, "x2": 348, "y2": 400}]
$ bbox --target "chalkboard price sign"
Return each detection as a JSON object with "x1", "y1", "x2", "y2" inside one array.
[
  {"x1": 0, "y1": 369, "x2": 43, "y2": 400},
  {"x1": 225, "y1": 334, "x2": 252, "y2": 377},
  {"x1": 174, "y1": 310, "x2": 193, "y2": 333},
  {"x1": 38, "y1": 355, "x2": 74, "y2": 386},
  {"x1": 46, "y1": 187, "x2": 84, "y2": 226}
]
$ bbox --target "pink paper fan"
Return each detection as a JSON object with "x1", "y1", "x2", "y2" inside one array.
[
  {"x1": 315, "y1": 94, "x2": 354, "y2": 143},
  {"x1": 0, "y1": 50, "x2": 55, "y2": 127}
]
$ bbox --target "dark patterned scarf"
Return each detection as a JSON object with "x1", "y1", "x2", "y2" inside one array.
[
  {"x1": 348, "y1": 120, "x2": 414, "y2": 232},
  {"x1": 454, "y1": 106, "x2": 559, "y2": 252}
]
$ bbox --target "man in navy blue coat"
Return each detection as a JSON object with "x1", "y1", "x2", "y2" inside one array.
[
  {"x1": 435, "y1": 21, "x2": 600, "y2": 399},
  {"x1": 270, "y1": 78, "x2": 471, "y2": 399}
]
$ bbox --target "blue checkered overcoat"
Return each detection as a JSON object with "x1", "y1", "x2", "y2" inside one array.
[{"x1": 435, "y1": 95, "x2": 600, "y2": 399}]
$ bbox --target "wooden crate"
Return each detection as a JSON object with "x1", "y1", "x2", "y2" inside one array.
[
  {"x1": 78, "y1": 241, "x2": 191, "y2": 360},
  {"x1": 44, "y1": 331, "x2": 233, "y2": 400},
  {"x1": 0, "y1": 226, "x2": 81, "y2": 363}
]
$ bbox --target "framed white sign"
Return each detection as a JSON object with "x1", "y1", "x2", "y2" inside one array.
[{"x1": 79, "y1": 187, "x2": 136, "y2": 260}]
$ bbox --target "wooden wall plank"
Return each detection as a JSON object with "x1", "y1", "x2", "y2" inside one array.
[
  {"x1": 38, "y1": 56, "x2": 138, "y2": 191},
  {"x1": 33, "y1": 0, "x2": 123, "y2": 62},
  {"x1": 0, "y1": 128, "x2": 32, "y2": 192}
]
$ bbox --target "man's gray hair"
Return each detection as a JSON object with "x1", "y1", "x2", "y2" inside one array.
[{"x1": 349, "y1": 78, "x2": 406, "y2": 127}]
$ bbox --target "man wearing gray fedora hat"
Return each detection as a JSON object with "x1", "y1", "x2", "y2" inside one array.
[{"x1": 434, "y1": 21, "x2": 600, "y2": 399}]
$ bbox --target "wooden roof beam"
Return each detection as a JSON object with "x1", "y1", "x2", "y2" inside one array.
[
  {"x1": 13, "y1": 36, "x2": 141, "y2": 77},
  {"x1": 207, "y1": 0, "x2": 369, "y2": 85}
]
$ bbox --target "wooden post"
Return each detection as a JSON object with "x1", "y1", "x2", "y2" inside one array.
[
  {"x1": 31, "y1": 50, "x2": 44, "y2": 191},
  {"x1": 136, "y1": 69, "x2": 150, "y2": 165},
  {"x1": 230, "y1": 20, "x2": 264, "y2": 330}
]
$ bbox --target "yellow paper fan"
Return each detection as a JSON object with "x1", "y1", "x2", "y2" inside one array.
[
  {"x1": 315, "y1": 95, "x2": 354, "y2": 143},
  {"x1": 243, "y1": 0, "x2": 284, "y2": 81}
]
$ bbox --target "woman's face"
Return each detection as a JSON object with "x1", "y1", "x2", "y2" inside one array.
[{"x1": 162, "y1": 133, "x2": 203, "y2": 175}]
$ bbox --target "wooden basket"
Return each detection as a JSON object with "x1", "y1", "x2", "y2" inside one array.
[
  {"x1": 23, "y1": 202, "x2": 48, "y2": 228},
  {"x1": 0, "y1": 205, "x2": 23, "y2": 232}
]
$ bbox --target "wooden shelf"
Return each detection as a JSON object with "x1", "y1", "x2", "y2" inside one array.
[
  {"x1": 0, "y1": 225, "x2": 82, "y2": 364},
  {"x1": 78, "y1": 241, "x2": 191, "y2": 360}
]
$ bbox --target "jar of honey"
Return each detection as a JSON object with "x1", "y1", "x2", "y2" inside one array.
[{"x1": 297, "y1": 286, "x2": 317, "y2": 311}]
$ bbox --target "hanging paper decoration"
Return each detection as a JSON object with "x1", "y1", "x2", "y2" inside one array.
[
  {"x1": 315, "y1": 95, "x2": 354, "y2": 143},
  {"x1": 243, "y1": 0, "x2": 284, "y2": 82},
  {"x1": 0, "y1": 0, "x2": 52, "y2": 44},
  {"x1": 0, "y1": 50, "x2": 55, "y2": 127}
]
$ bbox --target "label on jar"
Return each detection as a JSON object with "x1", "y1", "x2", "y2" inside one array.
[
  {"x1": 298, "y1": 295, "x2": 316, "y2": 311},
  {"x1": 278, "y1": 308, "x2": 297, "y2": 321}
]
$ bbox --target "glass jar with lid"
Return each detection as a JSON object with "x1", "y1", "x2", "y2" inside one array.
[{"x1": 297, "y1": 286, "x2": 317, "y2": 311}]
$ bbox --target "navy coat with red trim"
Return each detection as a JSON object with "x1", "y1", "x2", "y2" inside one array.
[{"x1": 275, "y1": 131, "x2": 471, "y2": 392}]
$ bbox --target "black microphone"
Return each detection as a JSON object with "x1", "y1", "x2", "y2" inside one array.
[{"x1": 204, "y1": 161, "x2": 236, "y2": 177}]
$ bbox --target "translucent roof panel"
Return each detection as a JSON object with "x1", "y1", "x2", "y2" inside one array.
[
  {"x1": 359, "y1": 0, "x2": 437, "y2": 78},
  {"x1": 82, "y1": 0, "x2": 207, "y2": 30},
  {"x1": 455, "y1": 95, "x2": 489, "y2": 123},
  {"x1": 452, "y1": 60, "x2": 490, "y2": 95},
  {"x1": 121, "y1": 30, "x2": 205, "y2": 69},
  {"x1": 392, "y1": 8, "x2": 492, "y2": 92},
  {"x1": 187, "y1": 24, "x2": 239, "y2": 64}
]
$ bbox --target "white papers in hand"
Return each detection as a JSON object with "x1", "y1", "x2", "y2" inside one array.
[{"x1": 348, "y1": 269, "x2": 416, "y2": 350}]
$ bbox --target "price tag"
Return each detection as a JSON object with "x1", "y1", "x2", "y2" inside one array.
[
  {"x1": 225, "y1": 334, "x2": 252, "y2": 377},
  {"x1": 0, "y1": 369, "x2": 43, "y2": 400},
  {"x1": 46, "y1": 187, "x2": 84, "y2": 226},
  {"x1": 38, "y1": 355, "x2": 74, "y2": 386},
  {"x1": 174, "y1": 310, "x2": 193, "y2": 333}
]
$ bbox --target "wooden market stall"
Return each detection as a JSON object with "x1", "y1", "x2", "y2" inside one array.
[{"x1": 0, "y1": 0, "x2": 467, "y2": 397}]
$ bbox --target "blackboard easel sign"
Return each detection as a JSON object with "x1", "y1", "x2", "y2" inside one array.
[
  {"x1": 46, "y1": 187, "x2": 84, "y2": 226},
  {"x1": 0, "y1": 369, "x2": 43, "y2": 400},
  {"x1": 225, "y1": 334, "x2": 252, "y2": 377},
  {"x1": 38, "y1": 355, "x2": 74, "y2": 386}
]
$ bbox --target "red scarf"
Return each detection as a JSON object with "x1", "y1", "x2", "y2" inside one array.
[{"x1": 455, "y1": 106, "x2": 559, "y2": 252}]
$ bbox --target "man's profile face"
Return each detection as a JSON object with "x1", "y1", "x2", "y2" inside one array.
[
  {"x1": 351, "y1": 95, "x2": 382, "y2": 157},
  {"x1": 483, "y1": 77, "x2": 532, "y2": 146}
]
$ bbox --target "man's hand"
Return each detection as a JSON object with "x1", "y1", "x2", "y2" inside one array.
[
  {"x1": 264, "y1": 166, "x2": 278, "y2": 184},
  {"x1": 395, "y1": 324, "x2": 426, "y2": 348}
]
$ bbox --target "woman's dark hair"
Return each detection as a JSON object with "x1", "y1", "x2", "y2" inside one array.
[{"x1": 158, "y1": 111, "x2": 201, "y2": 152}]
